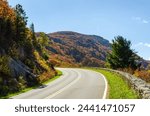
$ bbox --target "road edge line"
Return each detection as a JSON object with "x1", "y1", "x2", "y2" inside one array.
[
  {"x1": 92, "y1": 71, "x2": 108, "y2": 99},
  {"x1": 82, "y1": 69, "x2": 108, "y2": 99},
  {"x1": 98, "y1": 73, "x2": 108, "y2": 99}
]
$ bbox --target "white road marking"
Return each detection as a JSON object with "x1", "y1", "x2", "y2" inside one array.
[
  {"x1": 45, "y1": 70, "x2": 81, "y2": 99},
  {"x1": 91, "y1": 71, "x2": 108, "y2": 99},
  {"x1": 99, "y1": 73, "x2": 108, "y2": 99}
]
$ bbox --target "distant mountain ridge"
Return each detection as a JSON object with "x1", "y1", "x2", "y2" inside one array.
[{"x1": 46, "y1": 31, "x2": 111, "y2": 67}]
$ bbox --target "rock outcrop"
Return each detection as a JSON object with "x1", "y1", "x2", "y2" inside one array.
[{"x1": 8, "y1": 58, "x2": 38, "y2": 86}]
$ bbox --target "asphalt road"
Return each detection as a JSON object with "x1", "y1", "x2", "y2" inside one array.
[{"x1": 12, "y1": 68, "x2": 107, "y2": 99}]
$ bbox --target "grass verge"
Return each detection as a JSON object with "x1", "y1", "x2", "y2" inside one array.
[
  {"x1": 0, "y1": 70, "x2": 62, "y2": 99},
  {"x1": 89, "y1": 68, "x2": 139, "y2": 99}
]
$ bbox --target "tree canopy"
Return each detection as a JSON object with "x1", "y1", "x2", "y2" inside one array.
[{"x1": 106, "y1": 36, "x2": 138, "y2": 70}]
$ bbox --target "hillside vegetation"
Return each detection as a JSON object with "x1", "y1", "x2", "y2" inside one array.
[
  {"x1": 0, "y1": 0, "x2": 56, "y2": 96},
  {"x1": 46, "y1": 31, "x2": 111, "y2": 67},
  {"x1": 0, "y1": 0, "x2": 150, "y2": 98},
  {"x1": 106, "y1": 36, "x2": 150, "y2": 82}
]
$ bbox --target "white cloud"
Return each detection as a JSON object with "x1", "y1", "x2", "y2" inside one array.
[
  {"x1": 142, "y1": 20, "x2": 149, "y2": 24},
  {"x1": 132, "y1": 16, "x2": 149, "y2": 24},
  {"x1": 133, "y1": 17, "x2": 141, "y2": 20},
  {"x1": 145, "y1": 43, "x2": 150, "y2": 47},
  {"x1": 134, "y1": 42, "x2": 150, "y2": 48}
]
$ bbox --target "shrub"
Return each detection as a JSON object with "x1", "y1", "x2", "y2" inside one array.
[
  {"x1": 42, "y1": 52, "x2": 49, "y2": 61},
  {"x1": 18, "y1": 76, "x2": 27, "y2": 89},
  {"x1": 38, "y1": 71, "x2": 55, "y2": 83},
  {"x1": 0, "y1": 56, "x2": 11, "y2": 77},
  {"x1": 0, "y1": 85, "x2": 9, "y2": 96},
  {"x1": 34, "y1": 50, "x2": 50, "y2": 71},
  {"x1": 121, "y1": 67, "x2": 135, "y2": 74},
  {"x1": 24, "y1": 58, "x2": 34, "y2": 69},
  {"x1": 49, "y1": 59, "x2": 61, "y2": 66},
  {"x1": 134, "y1": 70, "x2": 150, "y2": 82}
]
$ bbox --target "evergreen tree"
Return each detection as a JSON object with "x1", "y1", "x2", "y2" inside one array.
[
  {"x1": 106, "y1": 36, "x2": 138, "y2": 70},
  {"x1": 30, "y1": 23, "x2": 35, "y2": 39},
  {"x1": 37, "y1": 32, "x2": 49, "y2": 47},
  {"x1": 14, "y1": 4, "x2": 28, "y2": 45},
  {"x1": 30, "y1": 23, "x2": 36, "y2": 46}
]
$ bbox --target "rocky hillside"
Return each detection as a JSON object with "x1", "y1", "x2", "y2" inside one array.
[
  {"x1": 46, "y1": 31, "x2": 111, "y2": 67},
  {"x1": 0, "y1": 1, "x2": 56, "y2": 97},
  {"x1": 139, "y1": 59, "x2": 150, "y2": 70}
]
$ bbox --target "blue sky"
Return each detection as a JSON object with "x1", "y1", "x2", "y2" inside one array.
[{"x1": 8, "y1": 0, "x2": 150, "y2": 60}]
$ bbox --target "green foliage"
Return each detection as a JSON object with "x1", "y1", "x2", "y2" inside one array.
[
  {"x1": 24, "y1": 58, "x2": 34, "y2": 69},
  {"x1": 0, "y1": 1, "x2": 56, "y2": 97},
  {"x1": 0, "y1": 17, "x2": 15, "y2": 50},
  {"x1": 33, "y1": 50, "x2": 50, "y2": 71},
  {"x1": 30, "y1": 23, "x2": 37, "y2": 46},
  {"x1": 0, "y1": 56, "x2": 11, "y2": 76},
  {"x1": 42, "y1": 52, "x2": 49, "y2": 61},
  {"x1": 14, "y1": 4, "x2": 28, "y2": 25},
  {"x1": 106, "y1": 36, "x2": 138, "y2": 70},
  {"x1": 37, "y1": 32, "x2": 49, "y2": 47},
  {"x1": 91, "y1": 69, "x2": 139, "y2": 99},
  {"x1": 0, "y1": 85, "x2": 9, "y2": 96},
  {"x1": 14, "y1": 4, "x2": 28, "y2": 46}
]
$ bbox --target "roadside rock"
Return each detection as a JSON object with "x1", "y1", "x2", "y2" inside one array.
[
  {"x1": 104, "y1": 68, "x2": 150, "y2": 99},
  {"x1": 8, "y1": 58, "x2": 38, "y2": 86}
]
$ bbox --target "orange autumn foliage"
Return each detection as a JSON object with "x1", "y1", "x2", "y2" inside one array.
[
  {"x1": 0, "y1": 0, "x2": 15, "y2": 21},
  {"x1": 134, "y1": 70, "x2": 150, "y2": 82}
]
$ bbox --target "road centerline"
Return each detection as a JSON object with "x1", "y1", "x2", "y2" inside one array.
[{"x1": 45, "y1": 69, "x2": 81, "y2": 99}]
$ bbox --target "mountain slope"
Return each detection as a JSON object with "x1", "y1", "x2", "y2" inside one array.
[
  {"x1": 46, "y1": 31, "x2": 111, "y2": 67},
  {"x1": 0, "y1": 1, "x2": 56, "y2": 97}
]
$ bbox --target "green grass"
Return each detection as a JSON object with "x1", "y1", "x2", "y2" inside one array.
[
  {"x1": 0, "y1": 87, "x2": 34, "y2": 99},
  {"x1": 90, "y1": 68, "x2": 139, "y2": 99},
  {"x1": 0, "y1": 70, "x2": 62, "y2": 99}
]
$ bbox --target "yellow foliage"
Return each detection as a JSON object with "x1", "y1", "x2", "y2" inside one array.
[
  {"x1": 49, "y1": 59, "x2": 60, "y2": 66},
  {"x1": 0, "y1": 55, "x2": 11, "y2": 76},
  {"x1": 33, "y1": 50, "x2": 50, "y2": 71},
  {"x1": 38, "y1": 71, "x2": 55, "y2": 83}
]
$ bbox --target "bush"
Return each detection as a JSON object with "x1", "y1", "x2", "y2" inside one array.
[
  {"x1": 0, "y1": 56, "x2": 11, "y2": 76},
  {"x1": 134, "y1": 70, "x2": 150, "y2": 82},
  {"x1": 120, "y1": 67, "x2": 135, "y2": 74},
  {"x1": 38, "y1": 71, "x2": 55, "y2": 83},
  {"x1": 0, "y1": 85, "x2": 9, "y2": 96},
  {"x1": 49, "y1": 59, "x2": 61, "y2": 66},
  {"x1": 24, "y1": 58, "x2": 34, "y2": 69},
  {"x1": 34, "y1": 50, "x2": 50, "y2": 71}
]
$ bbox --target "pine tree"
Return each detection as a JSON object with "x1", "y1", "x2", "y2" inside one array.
[
  {"x1": 30, "y1": 23, "x2": 36, "y2": 46},
  {"x1": 14, "y1": 4, "x2": 28, "y2": 46},
  {"x1": 106, "y1": 36, "x2": 138, "y2": 70}
]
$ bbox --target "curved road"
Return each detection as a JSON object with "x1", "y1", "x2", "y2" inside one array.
[{"x1": 12, "y1": 68, "x2": 107, "y2": 99}]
